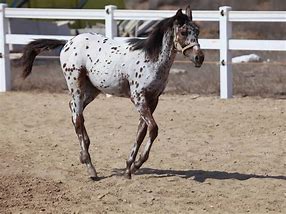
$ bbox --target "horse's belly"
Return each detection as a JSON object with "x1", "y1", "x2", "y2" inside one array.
[{"x1": 88, "y1": 74, "x2": 130, "y2": 97}]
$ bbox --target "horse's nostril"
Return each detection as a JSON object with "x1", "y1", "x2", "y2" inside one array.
[{"x1": 195, "y1": 55, "x2": 199, "y2": 61}]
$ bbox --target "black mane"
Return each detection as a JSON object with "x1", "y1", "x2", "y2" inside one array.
[{"x1": 128, "y1": 10, "x2": 189, "y2": 61}]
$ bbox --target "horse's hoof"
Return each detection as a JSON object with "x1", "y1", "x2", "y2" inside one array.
[
  {"x1": 87, "y1": 166, "x2": 98, "y2": 178},
  {"x1": 124, "y1": 172, "x2": 132, "y2": 179}
]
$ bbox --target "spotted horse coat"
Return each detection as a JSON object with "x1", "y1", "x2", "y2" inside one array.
[{"x1": 21, "y1": 6, "x2": 204, "y2": 180}]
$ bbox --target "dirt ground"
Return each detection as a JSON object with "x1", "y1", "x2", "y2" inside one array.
[{"x1": 0, "y1": 92, "x2": 285, "y2": 213}]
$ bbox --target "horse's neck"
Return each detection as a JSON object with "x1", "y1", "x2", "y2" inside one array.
[
  {"x1": 149, "y1": 30, "x2": 176, "y2": 83},
  {"x1": 157, "y1": 29, "x2": 176, "y2": 65}
]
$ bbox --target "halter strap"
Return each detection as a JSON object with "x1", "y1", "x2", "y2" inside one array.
[
  {"x1": 173, "y1": 30, "x2": 199, "y2": 56},
  {"x1": 174, "y1": 42, "x2": 199, "y2": 55}
]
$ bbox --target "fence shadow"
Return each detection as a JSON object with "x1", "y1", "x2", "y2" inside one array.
[{"x1": 112, "y1": 168, "x2": 286, "y2": 182}]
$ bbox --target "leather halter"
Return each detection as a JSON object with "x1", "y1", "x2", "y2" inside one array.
[{"x1": 173, "y1": 30, "x2": 199, "y2": 56}]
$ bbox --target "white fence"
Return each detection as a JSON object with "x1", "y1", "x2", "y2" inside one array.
[{"x1": 0, "y1": 4, "x2": 285, "y2": 98}]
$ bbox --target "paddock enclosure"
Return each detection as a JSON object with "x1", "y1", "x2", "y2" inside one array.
[
  {"x1": 1, "y1": 2, "x2": 286, "y2": 213},
  {"x1": 0, "y1": 92, "x2": 285, "y2": 213}
]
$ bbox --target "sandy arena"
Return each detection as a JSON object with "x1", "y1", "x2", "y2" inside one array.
[{"x1": 0, "y1": 92, "x2": 285, "y2": 213}]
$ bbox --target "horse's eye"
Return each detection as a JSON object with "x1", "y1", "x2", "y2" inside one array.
[{"x1": 181, "y1": 31, "x2": 188, "y2": 36}]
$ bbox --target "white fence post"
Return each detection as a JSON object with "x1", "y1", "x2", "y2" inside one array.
[
  {"x1": 0, "y1": 4, "x2": 11, "y2": 92},
  {"x1": 105, "y1": 5, "x2": 117, "y2": 39},
  {"x1": 219, "y1": 6, "x2": 232, "y2": 99}
]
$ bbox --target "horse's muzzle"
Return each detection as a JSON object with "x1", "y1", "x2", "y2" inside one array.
[
  {"x1": 184, "y1": 46, "x2": 204, "y2": 68},
  {"x1": 192, "y1": 49, "x2": 204, "y2": 68}
]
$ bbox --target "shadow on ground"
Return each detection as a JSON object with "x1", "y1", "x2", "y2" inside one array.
[{"x1": 112, "y1": 168, "x2": 286, "y2": 182}]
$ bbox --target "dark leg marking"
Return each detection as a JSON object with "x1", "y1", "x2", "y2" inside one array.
[
  {"x1": 125, "y1": 118, "x2": 147, "y2": 179},
  {"x1": 125, "y1": 97, "x2": 159, "y2": 179},
  {"x1": 68, "y1": 66, "x2": 101, "y2": 179}
]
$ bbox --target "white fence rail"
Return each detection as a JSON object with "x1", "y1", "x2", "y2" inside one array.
[{"x1": 0, "y1": 4, "x2": 285, "y2": 98}]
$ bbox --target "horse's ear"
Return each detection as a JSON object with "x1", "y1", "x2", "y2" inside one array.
[
  {"x1": 175, "y1": 9, "x2": 183, "y2": 18},
  {"x1": 185, "y1": 5, "x2": 192, "y2": 21}
]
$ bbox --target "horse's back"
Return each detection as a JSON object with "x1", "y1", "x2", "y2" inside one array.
[
  {"x1": 59, "y1": 32, "x2": 132, "y2": 97},
  {"x1": 60, "y1": 33, "x2": 117, "y2": 66}
]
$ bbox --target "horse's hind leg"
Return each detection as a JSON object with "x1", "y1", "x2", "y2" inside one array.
[{"x1": 67, "y1": 67, "x2": 100, "y2": 179}]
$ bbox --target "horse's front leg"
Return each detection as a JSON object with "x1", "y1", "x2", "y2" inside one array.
[
  {"x1": 125, "y1": 117, "x2": 147, "y2": 179},
  {"x1": 127, "y1": 97, "x2": 159, "y2": 177}
]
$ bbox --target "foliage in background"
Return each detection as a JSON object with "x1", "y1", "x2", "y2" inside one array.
[{"x1": 2, "y1": 0, "x2": 125, "y2": 28}]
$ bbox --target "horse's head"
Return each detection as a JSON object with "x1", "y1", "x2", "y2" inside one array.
[{"x1": 173, "y1": 6, "x2": 204, "y2": 67}]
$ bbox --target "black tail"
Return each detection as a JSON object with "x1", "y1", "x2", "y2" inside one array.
[{"x1": 20, "y1": 39, "x2": 66, "y2": 79}]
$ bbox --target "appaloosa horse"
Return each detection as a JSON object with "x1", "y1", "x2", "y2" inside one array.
[{"x1": 21, "y1": 6, "x2": 204, "y2": 180}]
